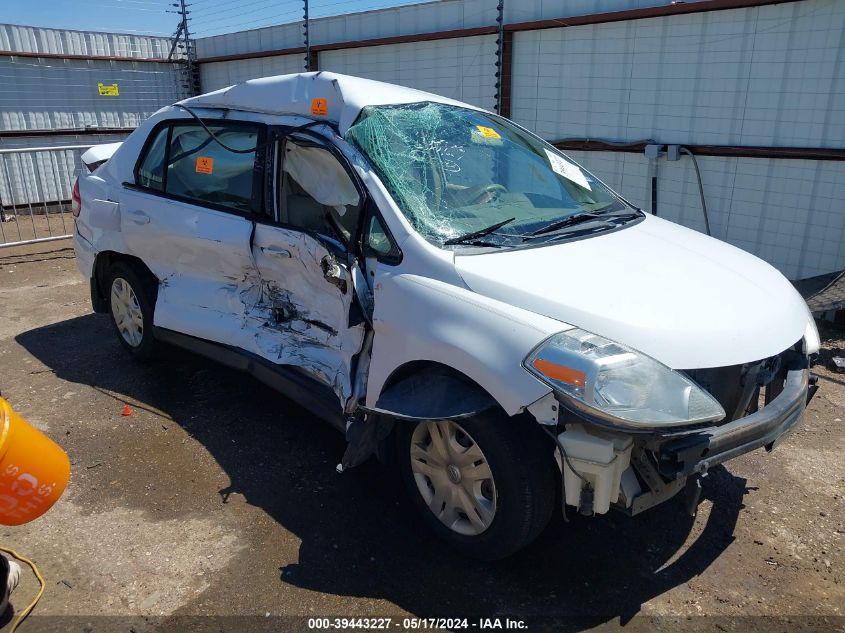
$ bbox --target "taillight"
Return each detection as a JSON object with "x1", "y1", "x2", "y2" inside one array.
[{"x1": 71, "y1": 178, "x2": 81, "y2": 218}]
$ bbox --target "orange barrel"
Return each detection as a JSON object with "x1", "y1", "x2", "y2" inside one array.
[{"x1": 0, "y1": 397, "x2": 71, "y2": 526}]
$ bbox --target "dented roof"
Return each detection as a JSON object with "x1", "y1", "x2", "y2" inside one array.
[{"x1": 178, "y1": 71, "x2": 482, "y2": 134}]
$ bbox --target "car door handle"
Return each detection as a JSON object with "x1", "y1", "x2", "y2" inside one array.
[
  {"x1": 127, "y1": 210, "x2": 150, "y2": 225},
  {"x1": 261, "y1": 246, "x2": 291, "y2": 258}
]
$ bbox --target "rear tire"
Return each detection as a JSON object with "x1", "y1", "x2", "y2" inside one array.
[
  {"x1": 106, "y1": 261, "x2": 158, "y2": 361},
  {"x1": 395, "y1": 412, "x2": 556, "y2": 560}
]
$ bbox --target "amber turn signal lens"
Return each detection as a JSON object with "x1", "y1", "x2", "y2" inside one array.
[{"x1": 531, "y1": 358, "x2": 586, "y2": 387}]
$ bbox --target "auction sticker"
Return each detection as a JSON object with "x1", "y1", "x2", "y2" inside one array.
[
  {"x1": 195, "y1": 156, "x2": 214, "y2": 174},
  {"x1": 311, "y1": 98, "x2": 329, "y2": 116},
  {"x1": 544, "y1": 148, "x2": 591, "y2": 190}
]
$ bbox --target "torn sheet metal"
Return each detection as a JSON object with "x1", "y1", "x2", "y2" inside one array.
[{"x1": 245, "y1": 225, "x2": 365, "y2": 404}]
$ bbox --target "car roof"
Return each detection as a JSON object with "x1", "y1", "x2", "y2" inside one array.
[{"x1": 178, "y1": 71, "x2": 486, "y2": 134}]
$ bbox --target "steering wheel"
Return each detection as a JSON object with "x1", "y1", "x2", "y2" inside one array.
[{"x1": 462, "y1": 183, "x2": 508, "y2": 206}]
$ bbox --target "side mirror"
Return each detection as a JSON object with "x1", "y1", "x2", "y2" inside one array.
[{"x1": 321, "y1": 254, "x2": 349, "y2": 294}]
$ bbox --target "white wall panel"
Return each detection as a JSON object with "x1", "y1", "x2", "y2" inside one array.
[
  {"x1": 196, "y1": 23, "x2": 303, "y2": 60},
  {"x1": 566, "y1": 149, "x2": 845, "y2": 279},
  {"x1": 511, "y1": 0, "x2": 845, "y2": 148},
  {"x1": 320, "y1": 35, "x2": 498, "y2": 110},
  {"x1": 195, "y1": 0, "x2": 500, "y2": 59},
  {"x1": 505, "y1": 0, "x2": 709, "y2": 24},
  {"x1": 312, "y1": 0, "x2": 497, "y2": 44},
  {"x1": 200, "y1": 55, "x2": 305, "y2": 92}
]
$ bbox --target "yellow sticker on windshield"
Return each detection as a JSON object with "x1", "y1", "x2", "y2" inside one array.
[{"x1": 475, "y1": 125, "x2": 501, "y2": 139}]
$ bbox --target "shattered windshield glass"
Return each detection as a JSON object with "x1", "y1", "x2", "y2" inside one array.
[{"x1": 345, "y1": 102, "x2": 634, "y2": 248}]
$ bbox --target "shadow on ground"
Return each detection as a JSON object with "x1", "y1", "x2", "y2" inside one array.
[{"x1": 17, "y1": 314, "x2": 749, "y2": 629}]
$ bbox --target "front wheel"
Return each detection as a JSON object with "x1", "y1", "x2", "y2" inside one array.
[{"x1": 395, "y1": 413, "x2": 556, "y2": 560}]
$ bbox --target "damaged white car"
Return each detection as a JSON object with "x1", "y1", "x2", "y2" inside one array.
[{"x1": 73, "y1": 72, "x2": 820, "y2": 559}]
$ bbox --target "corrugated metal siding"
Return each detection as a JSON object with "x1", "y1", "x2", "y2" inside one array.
[
  {"x1": 320, "y1": 35, "x2": 499, "y2": 110},
  {"x1": 0, "y1": 133, "x2": 128, "y2": 211},
  {"x1": 0, "y1": 56, "x2": 188, "y2": 131},
  {"x1": 0, "y1": 24, "x2": 175, "y2": 58},
  {"x1": 511, "y1": 1, "x2": 845, "y2": 147},
  {"x1": 200, "y1": 54, "x2": 305, "y2": 92},
  {"x1": 565, "y1": 149, "x2": 845, "y2": 279},
  {"x1": 0, "y1": 24, "x2": 186, "y2": 220}
]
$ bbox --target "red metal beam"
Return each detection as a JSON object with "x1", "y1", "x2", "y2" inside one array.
[
  {"x1": 505, "y1": 0, "x2": 793, "y2": 33},
  {"x1": 552, "y1": 140, "x2": 845, "y2": 162}
]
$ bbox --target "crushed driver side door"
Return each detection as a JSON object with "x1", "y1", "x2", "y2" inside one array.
[{"x1": 241, "y1": 132, "x2": 367, "y2": 407}]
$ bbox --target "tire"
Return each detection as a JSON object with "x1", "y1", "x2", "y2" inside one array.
[
  {"x1": 106, "y1": 261, "x2": 159, "y2": 361},
  {"x1": 395, "y1": 412, "x2": 556, "y2": 560}
]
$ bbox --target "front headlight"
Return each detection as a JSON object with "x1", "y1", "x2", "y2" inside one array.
[{"x1": 524, "y1": 328, "x2": 725, "y2": 429}]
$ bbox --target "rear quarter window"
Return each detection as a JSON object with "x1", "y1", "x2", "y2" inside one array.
[{"x1": 136, "y1": 126, "x2": 168, "y2": 190}]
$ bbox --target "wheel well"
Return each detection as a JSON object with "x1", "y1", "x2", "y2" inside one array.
[
  {"x1": 373, "y1": 361, "x2": 505, "y2": 462},
  {"x1": 92, "y1": 251, "x2": 159, "y2": 310}
]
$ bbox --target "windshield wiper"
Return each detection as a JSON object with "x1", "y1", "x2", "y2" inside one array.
[
  {"x1": 525, "y1": 210, "x2": 640, "y2": 239},
  {"x1": 443, "y1": 217, "x2": 515, "y2": 246}
]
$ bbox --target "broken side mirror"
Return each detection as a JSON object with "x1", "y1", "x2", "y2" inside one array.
[{"x1": 321, "y1": 254, "x2": 349, "y2": 294}]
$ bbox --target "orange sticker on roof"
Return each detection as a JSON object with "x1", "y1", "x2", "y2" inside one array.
[
  {"x1": 310, "y1": 98, "x2": 328, "y2": 116},
  {"x1": 195, "y1": 156, "x2": 214, "y2": 174}
]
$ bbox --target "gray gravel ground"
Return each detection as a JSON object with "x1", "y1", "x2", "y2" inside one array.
[{"x1": 0, "y1": 240, "x2": 842, "y2": 633}]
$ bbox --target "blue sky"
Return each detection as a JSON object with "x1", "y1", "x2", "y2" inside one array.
[{"x1": 3, "y1": 0, "x2": 430, "y2": 38}]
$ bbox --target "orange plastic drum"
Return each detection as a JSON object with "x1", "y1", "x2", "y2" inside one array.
[{"x1": 0, "y1": 397, "x2": 71, "y2": 526}]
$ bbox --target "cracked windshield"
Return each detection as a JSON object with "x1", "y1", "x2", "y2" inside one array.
[{"x1": 346, "y1": 102, "x2": 638, "y2": 248}]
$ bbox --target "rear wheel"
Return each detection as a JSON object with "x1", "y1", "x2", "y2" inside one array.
[
  {"x1": 396, "y1": 413, "x2": 556, "y2": 560},
  {"x1": 107, "y1": 262, "x2": 158, "y2": 360}
]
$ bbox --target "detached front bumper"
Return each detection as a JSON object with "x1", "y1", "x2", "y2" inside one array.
[{"x1": 657, "y1": 366, "x2": 814, "y2": 480}]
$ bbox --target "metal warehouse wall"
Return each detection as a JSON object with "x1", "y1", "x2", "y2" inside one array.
[
  {"x1": 0, "y1": 57, "x2": 185, "y2": 131},
  {"x1": 0, "y1": 24, "x2": 190, "y2": 214},
  {"x1": 319, "y1": 36, "x2": 498, "y2": 110},
  {"x1": 509, "y1": 0, "x2": 845, "y2": 280},
  {"x1": 194, "y1": 0, "x2": 844, "y2": 281}
]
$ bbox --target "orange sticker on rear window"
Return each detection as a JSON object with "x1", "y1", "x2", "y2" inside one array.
[
  {"x1": 195, "y1": 156, "x2": 214, "y2": 174},
  {"x1": 310, "y1": 98, "x2": 328, "y2": 116}
]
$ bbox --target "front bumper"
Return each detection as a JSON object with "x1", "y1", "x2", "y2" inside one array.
[{"x1": 657, "y1": 366, "x2": 813, "y2": 479}]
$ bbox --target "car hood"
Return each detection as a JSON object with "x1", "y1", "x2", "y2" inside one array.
[{"x1": 454, "y1": 214, "x2": 809, "y2": 369}]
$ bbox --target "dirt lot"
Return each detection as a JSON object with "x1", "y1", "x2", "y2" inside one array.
[{"x1": 0, "y1": 239, "x2": 842, "y2": 633}]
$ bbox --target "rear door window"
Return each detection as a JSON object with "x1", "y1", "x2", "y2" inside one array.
[{"x1": 165, "y1": 124, "x2": 262, "y2": 214}]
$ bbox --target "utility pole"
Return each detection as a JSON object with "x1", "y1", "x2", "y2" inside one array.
[
  {"x1": 169, "y1": 0, "x2": 200, "y2": 96},
  {"x1": 179, "y1": 0, "x2": 200, "y2": 95},
  {"x1": 494, "y1": 0, "x2": 505, "y2": 115},
  {"x1": 303, "y1": 0, "x2": 313, "y2": 71}
]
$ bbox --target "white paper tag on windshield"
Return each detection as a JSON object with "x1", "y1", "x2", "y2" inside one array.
[{"x1": 544, "y1": 149, "x2": 591, "y2": 190}]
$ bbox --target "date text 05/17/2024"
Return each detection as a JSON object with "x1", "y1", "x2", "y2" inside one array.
[{"x1": 307, "y1": 618, "x2": 528, "y2": 630}]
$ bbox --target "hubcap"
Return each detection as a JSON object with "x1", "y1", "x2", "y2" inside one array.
[
  {"x1": 110, "y1": 277, "x2": 144, "y2": 348},
  {"x1": 410, "y1": 420, "x2": 497, "y2": 536}
]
